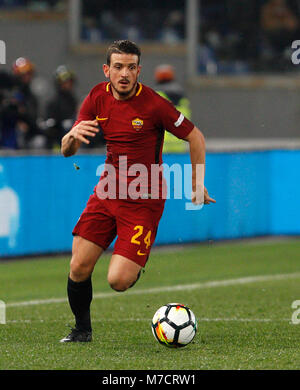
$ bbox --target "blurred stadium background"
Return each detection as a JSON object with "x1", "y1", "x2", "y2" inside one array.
[{"x1": 0, "y1": 0, "x2": 300, "y2": 257}]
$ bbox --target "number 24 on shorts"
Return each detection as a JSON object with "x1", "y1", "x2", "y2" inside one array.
[{"x1": 131, "y1": 225, "x2": 152, "y2": 255}]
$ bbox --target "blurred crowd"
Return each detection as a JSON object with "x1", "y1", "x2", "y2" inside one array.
[
  {"x1": 0, "y1": 0, "x2": 65, "y2": 11},
  {"x1": 1, "y1": 0, "x2": 300, "y2": 150},
  {"x1": 81, "y1": 0, "x2": 185, "y2": 44},
  {"x1": 0, "y1": 58, "x2": 189, "y2": 152},
  {"x1": 1, "y1": 0, "x2": 300, "y2": 74},
  {"x1": 0, "y1": 59, "x2": 93, "y2": 151},
  {"x1": 81, "y1": 0, "x2": 300, "y2": 73},
  {"x1": 199, "y1": 0, "x2": 300, "y2": 73}
]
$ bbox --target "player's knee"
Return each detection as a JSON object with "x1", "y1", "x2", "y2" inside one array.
[
  {"x1": 70, "y1": 255, "x2": 93, "y2": 281},
  {"x1": 108, "y1": 268, "x2": 142, "y2": 292},
  {"x1": 108, "y1": 279, "x2": 130, "y2": 292},
  {"x1": 107, "y1": 275, "x2": 132, "y2": 292}
]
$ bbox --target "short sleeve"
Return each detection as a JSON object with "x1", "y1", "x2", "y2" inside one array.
[
  {"x1": 72, "y1": 92, "x2": 95, "y2": 128},
  {"x1": 156, "y1": 95, "x2": 194, "y2": 139}
]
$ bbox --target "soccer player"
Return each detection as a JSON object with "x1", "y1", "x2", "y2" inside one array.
[{"x1": 60, "y1": 40, "x2": 215, "y2": 342}]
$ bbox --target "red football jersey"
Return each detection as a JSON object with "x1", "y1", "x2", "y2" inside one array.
[{"x1": 73, "y1": 82, "x2": 194, "y2": 199}]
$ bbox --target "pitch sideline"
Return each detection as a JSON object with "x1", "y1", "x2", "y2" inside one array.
[
  {"x1": 6, "y1": 271, "x2": 300, "y2": 308},
  {"x1": 5, "y1": 317, "x2": 290, "y2": 324}
]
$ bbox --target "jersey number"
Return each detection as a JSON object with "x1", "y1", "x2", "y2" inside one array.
[{"x1": 131, "y1": 225, "x2": 152, "y2": 249}]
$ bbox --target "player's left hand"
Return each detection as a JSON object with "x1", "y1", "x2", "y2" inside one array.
[
  {"x1": 203, "y1": 187, "x2": 216, "y2": 204},
  {"x1": 191, "y1": 186, "x2": 216, "y2": 205}
]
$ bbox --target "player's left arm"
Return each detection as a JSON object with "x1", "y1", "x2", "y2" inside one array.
[
  {"x1": 155, "y1": 92, "x2": 215, "y2": 205},
  {"x1": 185, "y1": 126, "x2": 216, "y2": 205}
]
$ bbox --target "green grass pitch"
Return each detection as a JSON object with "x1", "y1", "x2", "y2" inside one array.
[{"x1": 0, "y1": 238, "x2": 300, "y2": 370}]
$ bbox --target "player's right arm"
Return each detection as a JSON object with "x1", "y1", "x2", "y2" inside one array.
[
  {"x1": 61, "y1": 90, "x2": 99, "y2": 157},
  {"x1": 61, "y1": 120, "x2": 99, "y2": 157}
]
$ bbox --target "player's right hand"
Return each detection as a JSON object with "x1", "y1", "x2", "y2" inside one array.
[{"x1": 70, "y1": 120, "x2": 99, "y2": 144}]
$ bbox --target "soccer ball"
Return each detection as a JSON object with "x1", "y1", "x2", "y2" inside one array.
[{"x1": 151, "y1": 303, "x2": 197, "y2": 348}]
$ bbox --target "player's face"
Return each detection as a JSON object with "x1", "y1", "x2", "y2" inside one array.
[{"x1": 103, "y1": 53, "x2": 141, "y2": 100}]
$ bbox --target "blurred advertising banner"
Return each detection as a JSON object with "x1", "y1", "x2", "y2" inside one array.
[{"x1": 0, "y1": 150, "x2": 299, "y2": 258}]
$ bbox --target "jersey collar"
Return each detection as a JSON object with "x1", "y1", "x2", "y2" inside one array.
[{"x1": 106, "y1": 82, "x2": 143, "y2": 97}]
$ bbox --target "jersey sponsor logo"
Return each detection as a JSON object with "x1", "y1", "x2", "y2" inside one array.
[
  {"x1": 96, "y1": 115, "x2": 108, "y2": 121},
  {"x1": 174, "y1": 113, "x2": 184, "y2": 127},
  {"x1": 137, "y1": 249, "x2": 147, "y2": 256},
  {"x1": 132, "y1": 118, "x2": 143, "y2": 131}
]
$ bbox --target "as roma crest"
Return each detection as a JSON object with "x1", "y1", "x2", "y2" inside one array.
[{"x1": 132, "y1": 118, "x2": 143, "y2": 131}]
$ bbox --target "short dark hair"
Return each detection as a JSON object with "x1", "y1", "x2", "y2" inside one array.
[{"x1": 106, "y1": 40, "x2": 141, "y2": 65}]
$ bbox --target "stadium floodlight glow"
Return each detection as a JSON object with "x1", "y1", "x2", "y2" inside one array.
[{"x1": 0, "y1": 40, "x2": 6, "y2": 64}]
